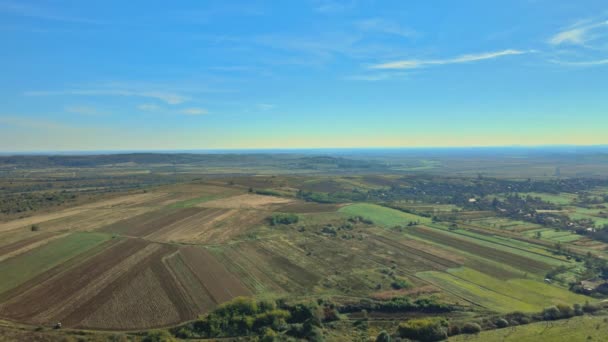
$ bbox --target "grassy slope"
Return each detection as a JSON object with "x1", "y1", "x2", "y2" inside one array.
[
  {"x1": 0, "y1": 232, "x2": 110, "y2": 293},
  {"x1": 417, "y1": 267, "x2": 589, "y2": 313},
  {"x1": 339, "y1": 203, "x2": 431, "y2": 227},
  {"x1": 449, "y1": 315, "x2": 608, "y2": 341}
]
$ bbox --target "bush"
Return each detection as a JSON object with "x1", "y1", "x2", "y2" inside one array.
[
  {"x1": 398, "y1": 318, "x2": 448, "y2": 342},
  {"x1": 31, "y1": 224, "x2": 40, "y2": 231},
  {"x1": 542, "y1": 306, "x2": 561, "y2": 320},
  {"x1": 574, "y1": 303, "x2": 584, "y2": 316},
  {"x1": 461, "y1": 322, "x2": 481, "y2": 334},
  {"x1": 269, "y1": 213, "x2": 299, "y2": 226},
  {"x1": 390, "y1": 279, "x2": 411, "y2": 290},
  {"x1": 495, "y1": 318, "x2": 509, "y2": 328},
  {"x1": 583, "y1": 301, "x2": 600, "y2": 313},
  {"x1": 142, "y1": 330, "x2": 175, "y2": 342},
  {"x1": 376, "y1": 330, "x2": 392, "y2": 342},
  {"x1": 557, "y1": 304, "x2": 574, "y2": 318}
]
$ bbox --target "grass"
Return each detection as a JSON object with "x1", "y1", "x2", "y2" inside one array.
[
  {"x1": 0, "y1": 232, "x2": 110, "y2": 294},
  {"x1": 338, "y1": 203, "x2": 431, "y2": 228},
  {"x1": 523, "y1": 228, "x2": 582, "y2": 243},
  {"x1": 449, "y1": 315, "x2": 608, "y2": 341},
  {"x1": 417, "y1": 267, "x2": 590, "y2": 313}
]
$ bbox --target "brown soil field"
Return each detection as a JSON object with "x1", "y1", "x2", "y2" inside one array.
[
  {"x1": 198, "y1": 194, "x2": 293, "y2": 209},
  {"x1": 163, "y1": 252, "x2": 216, "y2": 314},
  {"x1": 179, "y1": 246, "x2": 251, "y2": 303},
  {"x1": 277, "y1": 201, "x2": 342, "y2": 213},
  {"x1": 99, "y1": 207, "x2": 203, "y2": 237},
  {"x1": 147, "y1": 208, "x2": 266, "y2": 244},
  {"x1": 410, "y1": 227, "x2": 552, "y2": 274},
  {"x1": 0, "y1": 238, "x2": 151, "y2": 323}
]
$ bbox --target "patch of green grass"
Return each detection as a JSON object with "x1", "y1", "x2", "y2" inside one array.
[
  {"x1": 338, "y1": 203, "x2": 431, "y2": 228},
  {"x1": 0, "y1": 232, "x2": 110, "y2": 293},
  {"x1": 449, "y1": 315, "x2": 608, "y2": 341},
  {"x1": 524, "y1": 228, "x2": 581, "y2": 243},
  {"x1": 417, "y1": 267, "x2": 590, "y2": 313}
]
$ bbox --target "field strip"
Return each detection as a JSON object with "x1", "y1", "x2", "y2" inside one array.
[
  {"x1": 32, "y1": 243, "x2": 163, "y2": 323},
  {"x1": 0, "y1": 232, "x2": 68, "y2": 263}
]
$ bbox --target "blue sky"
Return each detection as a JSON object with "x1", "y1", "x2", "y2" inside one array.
[{"x1": 1, "y1": 0, "x2": 607, "y2": 151}]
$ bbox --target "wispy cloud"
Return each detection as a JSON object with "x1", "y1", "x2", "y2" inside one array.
[
  {"x1": 550, "y1": 58, "x2": 608, "y2": 66},
  {"x1": 0, "y1": 0, "x2": 101, "y2": 24},
  {"x1": 180, "y1": 108, "x2": 208, "y2": 116},
  {"x1": 371, "y1": 49, "x2": 530, "y2": 70},
  {"x1": 25, "y1": 89, "x2": 189, "y2": 105},
  {"x1": 356, "y1": 18, "x2": 417, "y2": 38},
  {"x1": 549, "y1": 19, "x2": 608, "y2": 46},
  {"x1": 65, "y1": 105, "x2": 102, "y2": 116},
  {"x1": 137, "y1": 103, "x2": 160, "y2": 111}
]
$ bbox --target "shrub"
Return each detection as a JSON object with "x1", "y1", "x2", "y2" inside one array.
[
  {"x1": 390, "y1": 279, "x2": 411, "y2": 290},
  {"x1": 542, "y1": 306, "x2": 561, "y2": 320},
  {"x1": 583, "y1": 301, "x2": 600, "y2": 313},
  {"x1": 495, "y1": 318, "x2": 509, "y2": 328},
  {"x1": 142, "y1": 330, "x2": 175, "y2": 342},
  {"x1": 269, "y1": 213, "x2": 299, "y2": 225},
  {"x1": 398, "y1": 318, "x2": 448, "y2": 342},
  {"x1": 574, "y1": 303, "x2": 584, "y2": 316},
  {"x1": 557, "y1": 304, "x2": 574, "y2": 318},
  {"x1": 461, "y1": 322, "x2": 481, "y2": 334},
  {"x1": 31, "y1": 224, "x2": 40, "y2": 231},
  {"x1": 376, "y1": 330, "x2": 392, "y2": 342}
]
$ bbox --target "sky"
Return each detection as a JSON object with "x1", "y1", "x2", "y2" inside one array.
[{"x1": 0, "y1": 0, "x2": 607, "y2": 151}]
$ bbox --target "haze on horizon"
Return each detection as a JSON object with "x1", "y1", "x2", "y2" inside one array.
[{"x1": 1, "y1": 0, "x2": 607, "y2": 152}]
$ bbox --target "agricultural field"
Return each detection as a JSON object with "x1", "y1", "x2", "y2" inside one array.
[
  {"x1": 1, "y1": 165, "x2": 608, "y2": 340},
  {"x1": 450, "y1": 315, "x2": 608, "y2": 341}
]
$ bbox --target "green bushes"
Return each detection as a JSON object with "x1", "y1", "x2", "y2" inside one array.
[
  {"x1": 376, "y1": 330, "x2": 392, "y2": 342},
  {"x1": 268, "y1": 213, "x2": 299, "y2": 225},
  {"x1": 461, "y1": 322, "x2": 481, "y2": 334},
  {"x1": 398, "y1": 317, "x2": 449, "y2": 342},
  {"x1": 173, "y1": 297, "x2": 333, "y2": 340}
]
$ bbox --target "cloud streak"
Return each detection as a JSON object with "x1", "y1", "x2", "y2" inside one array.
[
  {"x1": 0, "y1": 0, "x2": 101, "y2": 24},
  {"x1": 549, "y1": 20, "x2": 608, "y2": 46},
  {"x1": 356, "y1": 18, "x2": 417, "y2": 38},
  {"x1": 25, "y1": 89, "x2": 189, "y2": 105},
  {"x1": 180, "y1": 108, "x2": 208, "y2": 116},
  {"x1": 370, "y1": 49, "x2": 530, "y2": 70}
]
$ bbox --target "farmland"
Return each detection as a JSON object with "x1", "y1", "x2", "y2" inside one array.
[{"x1": 0, "y1": 153, "x2": 608, "y2": 340}]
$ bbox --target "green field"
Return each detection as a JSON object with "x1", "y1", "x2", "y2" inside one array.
[
  {"x1": 450, "y1": 315, "x2": 608, "y2": 341},
  {"x1": 0, "y1": 232, "x2": 110, "y2": 293},
  {"x1": 339, "y1": 203, "x2": 431, "y2": 227},
  {"x1": 417, "y1": 267, "x2": 588, "y2": 313},
  {"x1": 524, "y1": 228, "x2": 582, "y2": 243},
  {"x1": 167, "y1": 194, "x2": 224, "y2": 208}
]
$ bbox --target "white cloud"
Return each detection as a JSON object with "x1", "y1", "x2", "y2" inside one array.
[
  {"x1": 356, "y1": 18, "x2": 417, "y2": 38},
  {"x1": 549, "y1": 20, "x2": 608, "y2": 46},
  {"x1": 25, "y1": 89, "x2": 189, "y2": 105},
  {"x1": 550, "y1": 58, "x2": 608, "y2": 66},
  {"x1": 370, "y1": 49, "x2": 529, "y2": 70},
  {"x1": 65, "y1": 105, "x2": 101, "y2": 116},
  {"x1": 137, "y1": 103, "x2": 160, "y2": 111},
  {"x1": 181, "y1": 108, "x2": 208, "y2": 116}
]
